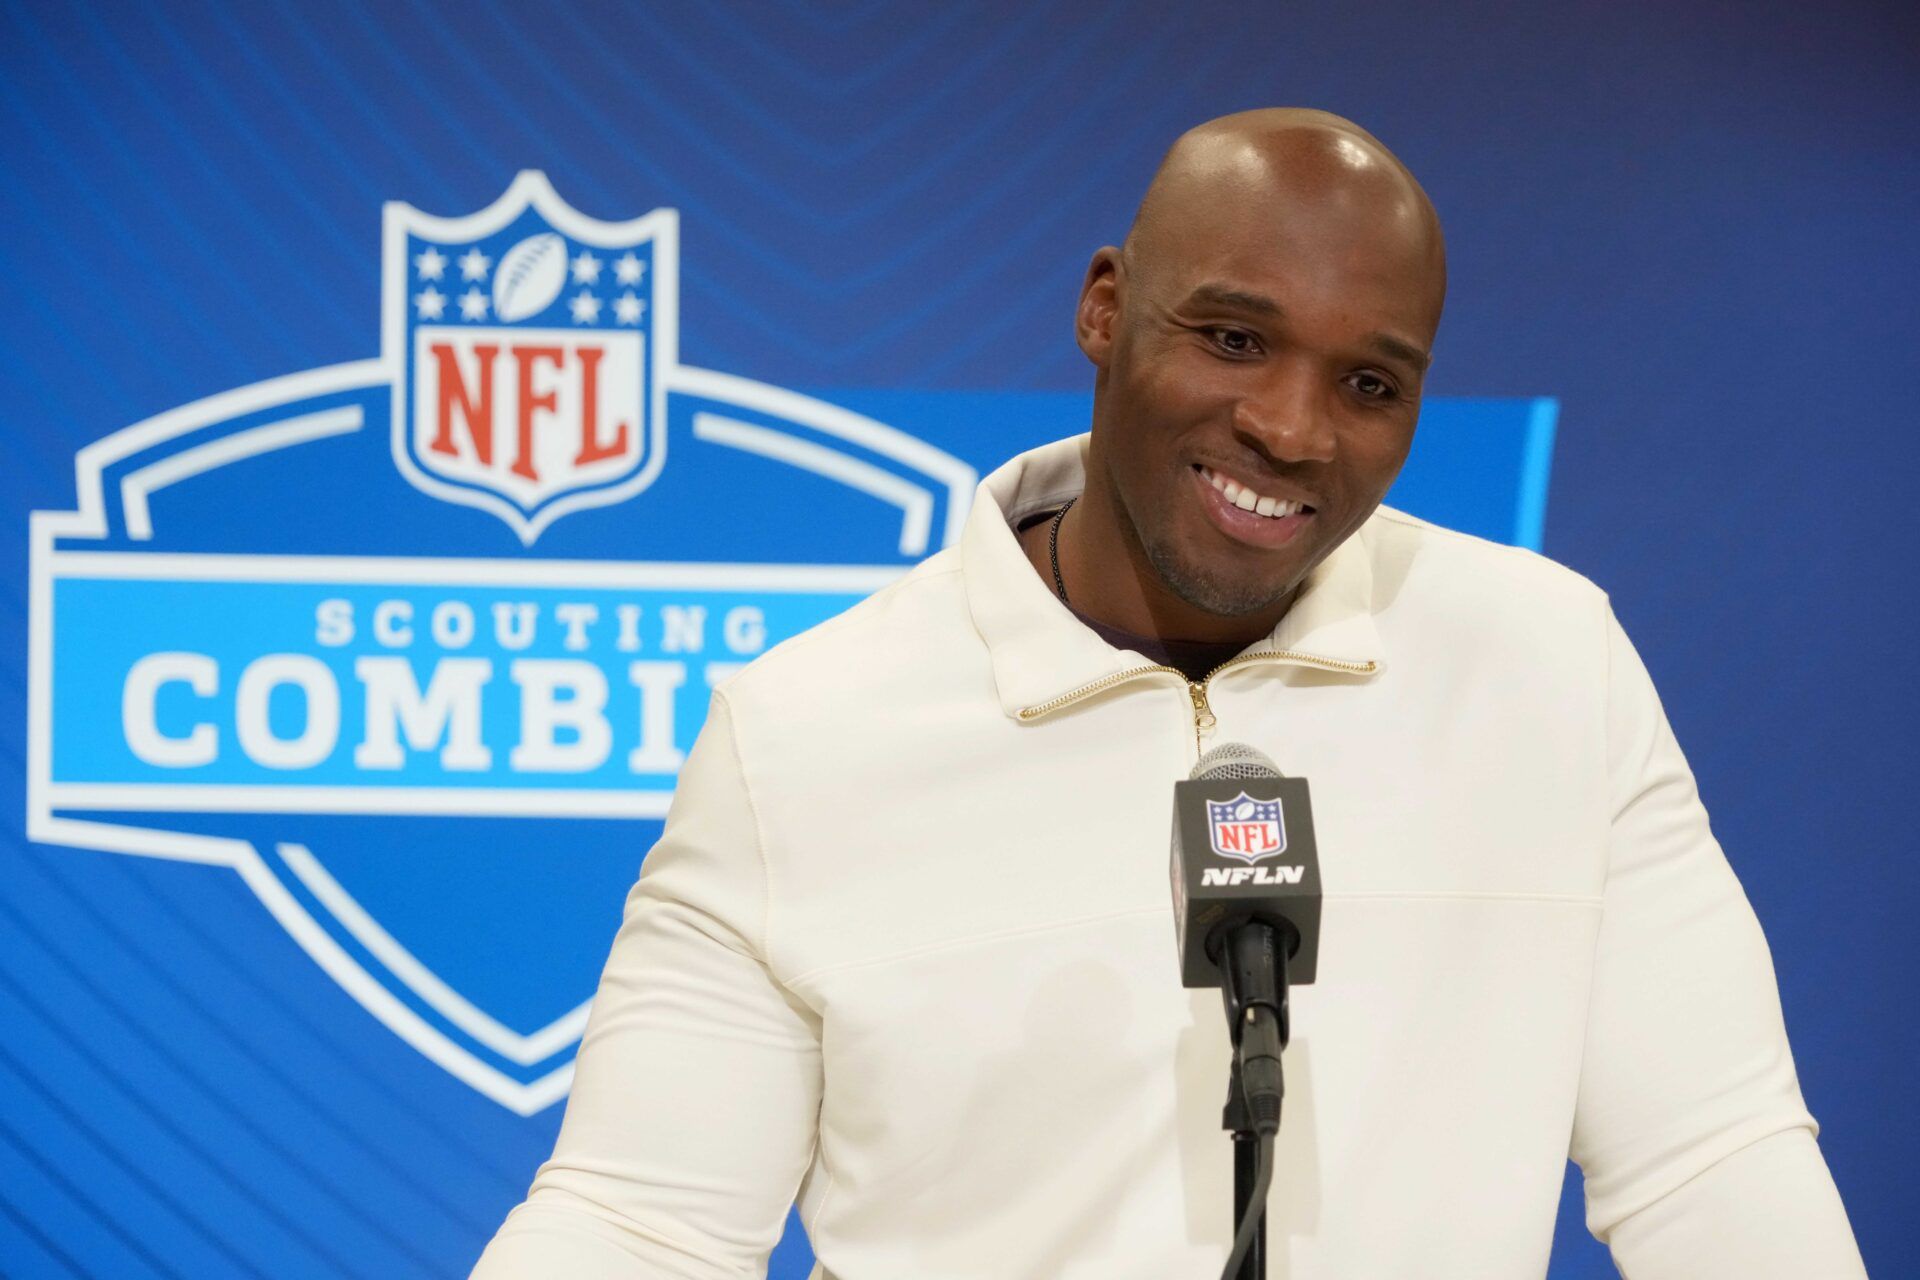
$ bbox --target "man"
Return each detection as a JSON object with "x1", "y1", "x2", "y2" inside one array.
[{"x1": 472, "y1": 110, "x2": 1865, "y2": 1278}]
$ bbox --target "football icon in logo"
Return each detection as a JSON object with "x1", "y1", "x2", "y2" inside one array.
[{"x1": 494, "y1": 231, "x2": 568, "y2": 321}]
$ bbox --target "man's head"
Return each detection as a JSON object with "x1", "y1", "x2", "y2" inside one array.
[{"x1": 1075, "y1": 108, "x2": 1446, "y2": 627}]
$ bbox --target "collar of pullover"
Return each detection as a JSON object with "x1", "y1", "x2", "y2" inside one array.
[{"x1": 963, "y1": 435, "x2": 1385, "y2": 721}]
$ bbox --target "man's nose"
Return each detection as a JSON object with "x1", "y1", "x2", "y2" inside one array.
[{"x1": 1232, "y1": 360, "x2": 1337, "y2": 464}]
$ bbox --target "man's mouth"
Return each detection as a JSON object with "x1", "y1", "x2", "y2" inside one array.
[
  {"x1": 1195, "y1": 465, "x2": 1316, "y2": 520},
  {"x1": 1189, "y1": 465, "x2": 1317, "y2": 550}
]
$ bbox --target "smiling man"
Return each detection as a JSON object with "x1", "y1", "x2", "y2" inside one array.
[
  {"x1": 473, "y1": 111, "x2": 1864, "y2": 1280},
  {"x1": 1030, "y1": 111, "x2": 1444, "y2": 652}
]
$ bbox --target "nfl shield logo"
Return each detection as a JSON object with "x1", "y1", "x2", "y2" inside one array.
[
  {"x1": 384, "y1": 172, "x2": 674, "y2": 543},
  {"x1": 1206, "y1": 793, "x2": 1288, "y2": 864}
]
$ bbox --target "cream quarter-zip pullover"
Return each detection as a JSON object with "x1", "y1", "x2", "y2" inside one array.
[{"x1": 472, "y1": 435, "x2": 1865, "y2": 1279}]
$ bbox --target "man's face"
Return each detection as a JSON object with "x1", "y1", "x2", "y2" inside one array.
[{"x1": 1079, "y1": 181, "x2": 1442, "y2": 619}]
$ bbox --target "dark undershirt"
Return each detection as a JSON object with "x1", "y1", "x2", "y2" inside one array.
[{"x1": 1015, "y1": 509, "x2": 1249, "y2": 682}]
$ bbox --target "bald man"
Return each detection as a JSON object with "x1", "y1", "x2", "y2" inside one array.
[
  {"x1": 1028, "y1": 109, "x2": 1446, "y2": 647},
  {"x1": 473, "y1": 111, "x2": 1865, "y2": 1280}
]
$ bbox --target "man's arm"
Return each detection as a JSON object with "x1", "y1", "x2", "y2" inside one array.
[
  {"x1": 1571, "y1": 610, "x2": 1864, "y2": 1278},
  {"x1": 471, "y1": 691, "x2": 823, "y2": 1280}
]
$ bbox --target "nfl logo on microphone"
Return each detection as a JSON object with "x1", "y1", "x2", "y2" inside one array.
[{"x1": 1206, "y1": 795, "x2": 1288, "y2": 864}]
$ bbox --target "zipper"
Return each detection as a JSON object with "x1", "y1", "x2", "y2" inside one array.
[
  {"x1": 1016, "y1": 649, "x2": 1380, "y2": 755},
  {"x1": 1014, "y1": 662, "x2": 1187, "y2": 722}
]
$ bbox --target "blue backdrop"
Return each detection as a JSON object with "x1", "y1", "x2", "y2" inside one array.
[{"x1": 2, "y1": 3, "x2": 1914, "y2": 1278}]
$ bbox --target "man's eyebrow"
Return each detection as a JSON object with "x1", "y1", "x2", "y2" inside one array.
[
  {"x1": 1368, "y1": 332, "x2": 1432, "y2": 373},
  {"x1": 1185, "y1": 283, "x2": 1282, "y2": 315},
  {"x1": 1184, "y1": 283, "x2": 1432, "y2": 372}
]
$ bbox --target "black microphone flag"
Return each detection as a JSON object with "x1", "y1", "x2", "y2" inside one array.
[{"x1": 1170, "y1": 743, "x2": 1323, "y2": 988}]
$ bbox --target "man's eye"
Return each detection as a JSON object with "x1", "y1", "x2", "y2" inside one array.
[
  {"x1": 1208, "y1": 328, "x2": 1258, "y2": 355},
  {"x1": 1348, "y1": 372, "x2": 1397, "y2": 399}
]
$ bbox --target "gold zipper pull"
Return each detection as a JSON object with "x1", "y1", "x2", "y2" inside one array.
[{"x1": 1188, "y1": 682, "x2": 1217, "y2": 735}]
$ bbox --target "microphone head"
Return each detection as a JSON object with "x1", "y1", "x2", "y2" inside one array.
[{"x1": 1192, "y1": 742, "x2": 1282, "y2": 783}]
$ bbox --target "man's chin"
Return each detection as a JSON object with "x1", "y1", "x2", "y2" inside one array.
[{"x1": 1146, "y1": 540, "x2": 1302, "y2": 620}]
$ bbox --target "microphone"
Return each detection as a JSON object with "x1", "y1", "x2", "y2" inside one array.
[
  {"x1": 1171, "y1": 742, "x2": 1322, "y2": 990},
  {"x1": 1170, "y1": 743, "x2": 1323, "y2": 1137}
]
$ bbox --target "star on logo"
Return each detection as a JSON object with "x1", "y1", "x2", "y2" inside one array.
[
  {"x1": 613, "y1": 251, "x2": 645, "y2": 285},
  {"x1": 613, "y1": 292, "x2": 645, "y2": 325},
  {"x1": 459, "y1": 287, "x2": 489, "y2": 321},
  {"x1": 413, "y1": 286, "x2": 447, "y2": 320},
  {"x1": 458, "y1": 247, "x2": 492, "y2": 281},
  {"x1": 569, "y1": 290, "x2": 602, "y2": 323},
  {"x1": 414, "y1": 247, "x2": 447, "y2": 280},
  {"x1": 570, "y1": 251, "x2": 602, "y2": 285}
]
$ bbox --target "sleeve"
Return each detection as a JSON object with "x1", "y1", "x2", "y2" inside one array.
[
  {"x1": 470, "y1": 690, "x2": 823, "y2": 1280},
  {"x1": 1570, "y1": 610, "x2": 1865, "y2": 1279}
]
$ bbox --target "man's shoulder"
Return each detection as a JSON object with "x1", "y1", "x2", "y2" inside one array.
[
  {"x1": 1362, "y1": 504, "x2": 1610, "y2": 642},
  {"x1": 715, "y1": 546, "x2": 979, "y2": 713}
]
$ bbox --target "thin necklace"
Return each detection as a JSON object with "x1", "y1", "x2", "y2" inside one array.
[{"x1": 1047, "y1": 497, "x2": 1075, "y2": 604}]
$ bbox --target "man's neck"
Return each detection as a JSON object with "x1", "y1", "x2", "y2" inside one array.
[{"x1": 1014, "y1": 495, "x2": 1295, "y2": 647}]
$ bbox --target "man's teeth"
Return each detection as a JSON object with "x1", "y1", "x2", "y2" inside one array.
[{"x1": 1200, "y1": 466, "x2": 1307, "y2": 519}]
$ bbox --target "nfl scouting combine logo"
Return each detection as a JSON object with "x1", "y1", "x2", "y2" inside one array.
[{"x1": 26, "y1": 174, "x2": 975, "y2": 1113}]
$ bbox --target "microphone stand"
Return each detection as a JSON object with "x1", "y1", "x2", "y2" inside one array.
[
  {"x1": 1217, "y1": 920, "x2": 1294, "y2": 1280},
  {"x1": 1222, "y1": 1062, "x2": 1267, "y2": 1280}
]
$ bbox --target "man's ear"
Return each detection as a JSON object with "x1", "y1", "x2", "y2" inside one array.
[{"x1": 1075, "y1": 247, "x2": 1123, "y2": 366}]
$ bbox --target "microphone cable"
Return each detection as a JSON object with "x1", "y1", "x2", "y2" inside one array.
[{"x1": 1219, "y1": 1130, "x2": 1275, "y2": 1280}]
